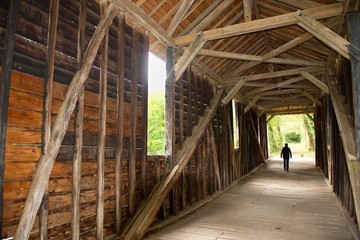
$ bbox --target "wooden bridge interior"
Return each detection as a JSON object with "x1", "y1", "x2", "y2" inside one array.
[{"x1": 0, "y1": 0, "x2": 359, "y2": 239}]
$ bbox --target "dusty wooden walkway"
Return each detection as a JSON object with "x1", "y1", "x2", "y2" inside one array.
[{"x1": 144, "y1": 157, "x2": 355, "y2": 240}]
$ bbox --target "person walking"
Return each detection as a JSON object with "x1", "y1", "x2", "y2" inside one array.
[{"x1": 280, "y1": 143, "x2": 292, "y2": 171}]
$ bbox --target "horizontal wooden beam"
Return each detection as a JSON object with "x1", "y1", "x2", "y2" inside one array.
[
  {"x1": 175, "y1": 3, "x2": 343, "y2": 45},
  {"x1": 196, "y1": 49, "x2": 325, "y2": 67},
  {"x1": 226, "y1": 67, "x2": 322, "y2": 84}
]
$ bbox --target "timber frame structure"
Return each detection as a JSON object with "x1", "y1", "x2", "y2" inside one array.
[{"x1": 0, "y1": 0, "x2": 359, "y2": 239}]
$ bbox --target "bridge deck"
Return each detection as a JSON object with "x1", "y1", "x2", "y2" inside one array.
[{"x1": 145, "y1": 157, "x2": 355, "y2": 240}]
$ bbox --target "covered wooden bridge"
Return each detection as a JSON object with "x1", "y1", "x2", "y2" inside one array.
[{"x1": 0, "y1": 0, "x2": 359, "y2": 239}]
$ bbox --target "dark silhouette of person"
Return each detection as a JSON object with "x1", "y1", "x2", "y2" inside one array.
[{"x1": 280, "y1": 143, "x2": 292, "y2": 171}]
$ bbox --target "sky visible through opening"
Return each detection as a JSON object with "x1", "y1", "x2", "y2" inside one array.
[{"x1": 148, "y1": 52, "x2": 165, "y2": 93}]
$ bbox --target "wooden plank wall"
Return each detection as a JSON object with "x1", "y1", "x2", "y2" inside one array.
[
  {"x1": 151, "y1": 62, "x2": 267, "y2": 218},
  {"x1": 315, "y1": 57, "x2": 356, "y2": 223},
  {"x1": 0, "y1": 0, "x2": 268, "y2": 238},
  {"x1": 0, "y1": 0, "x2": 149, "y2": 238}
]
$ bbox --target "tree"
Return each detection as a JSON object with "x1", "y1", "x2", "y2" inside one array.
[
  {"x1": 303, "y1": 114, "x2": 315, "y2": 151},
  {"x1": 147, "y1": 91, "x2": 165, "y2": 154}
]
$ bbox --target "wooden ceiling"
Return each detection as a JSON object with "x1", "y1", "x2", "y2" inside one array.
[{"x1": 111, "y1": 0, "x2": 359, "y2": 115}]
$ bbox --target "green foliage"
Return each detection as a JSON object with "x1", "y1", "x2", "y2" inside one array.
[
  {"x1": 304, "y1": 114, "x2": 315, "y2": 151},
  {"x1": 147, "y1": 91, "x2": 165, "y2": 155},
  {"x1": 268, "y1": 116, "x2": 282, "y2": 152},
  {"x1": 267, "y1": 114, "x2": 315, "y2": 153},
  {"x1": 285, "y1": 131, "x2": 301, "y2": 143}
]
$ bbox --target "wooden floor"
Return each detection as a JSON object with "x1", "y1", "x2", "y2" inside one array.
[{"x1": 144, "y1": 157, "x2": 355, "y2": 240}]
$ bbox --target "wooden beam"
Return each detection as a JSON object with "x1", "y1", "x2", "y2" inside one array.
[
  {"x1": 167, "y1": 33, "x2": 206, "y2": 84},
  {"x1": 248, "y1": 112, "x2": 267, "y2": 163},
  {"x1": 167, "y1": 0, "x2": 195, "y2": 36},
  {"x1": 179, "y1": 0, "x2": 222, "y2": 37},
  {"x1": 266, "y1": 114, "x2": 276, "y2": 123},
  {"x1": 0, "y1": 0, "x2": 18, "y2": 237},
  {"x1": 224, "y1": 17, "x2": 342, "y2": 78},
  {"x1": 72, "y1": 0, "x2": 86, "y2": 238},
  {"x1": 328, "y1": 76, "x2": 360, "y2": 233},
  {"x1": 347, "y1": 11, "x2": 360, "y2": 160},
  {"x1": 244, "y1": 95, "x2": 261, "y2": 113},
  {"x1": 275, "y1": 0, "x2": 322, "y2": 9},
  {"x1": 96, "y1": 2, "x2": 109, "y2": 239},
  {"x1": 14, "y1": 5, "x2": 118, "y2": 239},
  {"x1": 142, "y1": 31, "x2": 149, "y2": 198},
  {"x1": 175, "y1": 3, "x2": 343, "y2": 45},
  {"x1": 110, "y1": 0, "x2": 175, "y2": 47},
  {"x1": 245, "y1": 75, "x2": 305, "y2": 96},
  {"x1": 295, "y1": 11, "x2": 359, "y2": 60},
  {"x1": 189, "y1": 0, "x2": 235, "y2": 34},
  {"x1": 243, "y1": 0, "x2": 253, "y2": 22},
  {"x1": 227, "y1": 67, "x2": 322, "y2": 84},
  {"x1": 223, "y1": 67, "x2": 321, "y2": 104},
  {"x1": 196, "y1": 49, "x2": 325, "y2": 67},
  {"x1": 165, "y1": 47, "x2": 175, "y2": 165},
  {"x1": 222, "y1": 78, "x2": 247, "y2": 105},
  {"x1": 301, "y1": 90, "x2": 323, "y2": 107},
  {"x1": 115, "y1": 12, "x2": 125, "y2": 235},
  {"x1": 40, "y1": 0, "x2": 59, "y2": 238},
  {"x1": 122, "y1": 89, "x2": 225, "y2": 240},
  {"x1": 300, "y1": 71, "x2": 329, "y2": 94},
  {"x1": 129, "y1": 25, "x2": 139, "y2": 217}
]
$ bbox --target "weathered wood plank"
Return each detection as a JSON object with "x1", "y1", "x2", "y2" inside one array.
[
  {"x1": 96, "y1": 2, "x2": 109, "y2": 238},
  {"x1": 328, "y1": 76, "x2": 360, "y2": 233},
  {"x1": 71, "y1": 0, "x2": 86, "y2": 239},
  {"x1": 115, "y1": 12, "x2": 125, "y2": 234},
  {"x1": 142, "y1": 31, "x2": 149, "y2": 198},
  {"x1": 347, "y1": 11, "x2": 360, "y2": 160},
  {"x1": 129, "y1": 25, "x2": 139, "y2": 217},
  {"x1": 0, "y1": 0, "x2": 19, "y2": 237},
  {"x1": 248, "y1": 112, "x2": 266, "y2": 163},
  {"x1": 14, "y1": 5, "x2": 118, "y2": 239},
  {"x1": 295, "y1": 11, "x2": 358, "y2": 60},
  {"x1": 243, "y1": 0, "x2": 253, "y2": 22},
  {"x1": 110, "y1": 0, "x2": 174, "y2": 47},
  {"x1": 40, "y1": 0, "x2": 59, "y2": 238},
  {"x1": 166, "y1": 0, "x2": 195, "y2": 36},
  {"x1": 165, "y1": 47, "x2": 176, "y2": 214},
  {"x1": 122, "y1": 89, "x2": 224, "y2": 240}
]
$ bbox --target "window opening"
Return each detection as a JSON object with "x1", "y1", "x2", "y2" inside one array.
[{"x1": 147, "y1": 52, "x2": 166, "y2": 155}]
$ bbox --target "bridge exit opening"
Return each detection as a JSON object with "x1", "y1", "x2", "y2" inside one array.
[{"x1": 267, "y1": 114, "x2": 315, "y2": 159}]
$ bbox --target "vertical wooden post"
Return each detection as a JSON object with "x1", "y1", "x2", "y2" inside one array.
[
  {"x1": 186, "y1": 68, "x2": 193, "y2": 204},
  {"x1": 40, "y1": 0, "x2": 59, "y2": 238},
  {"x1": 165, "y1": 47, "x2": 175, "y2": 166},
  {"x1": 165, "y1": 46, "x2": 176, "y2": 215},
  {"x1": 206, "y1": 128, "x2": 213, "y2": 194},
  {"x1": 96, "y1": 2, "x2": 109, "y2": 239},
  {"x1": 0, "y1": 0, "x2": 18, "y2": 237},
  {"x1": 129, "y1": 25, "x2": 139, "y2": 217},
  {"x1": 115, "y1": 12, "x2": 125, "y2": 234},
  {"x1": 141, "y1": 31, "x2": 149, "y2": 198},
  {"x1": 179, "y1": 67, "x2": 186, "y2": 209},
  {"x1": 194, "y1": 73, "x2": 200, "y2": 202},
  {"x1": 72, "y1": 0, "x2": 86, "y2": 239},
  {"x1": 347, "y1": 12, "x2": 360, "y2": 160}
]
